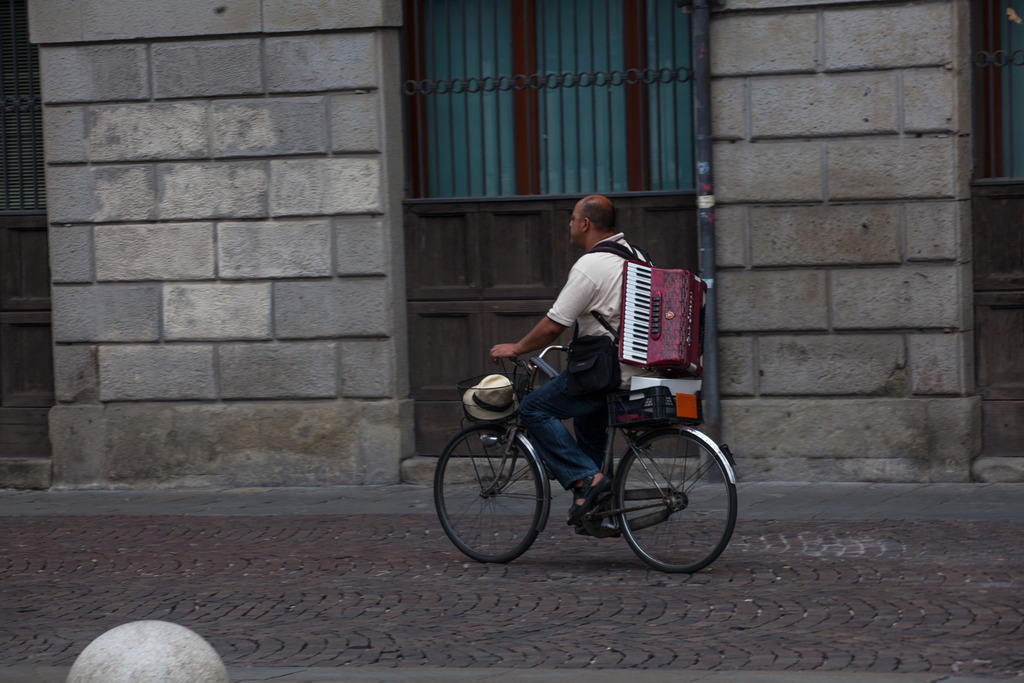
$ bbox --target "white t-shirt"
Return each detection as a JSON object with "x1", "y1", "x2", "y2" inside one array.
[{"x1": 546, "y1": 234, "x2": 656, "y2": 388}]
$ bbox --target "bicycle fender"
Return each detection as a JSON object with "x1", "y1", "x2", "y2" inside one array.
[
  {"x1": 514, "y1": 433, "x2": 553, "y2": 532},
  {"x1": 680, "y1": 427, "x2": 737, "y2": 485}
]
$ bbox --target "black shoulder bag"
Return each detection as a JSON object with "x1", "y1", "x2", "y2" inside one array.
[{"x1": 565, "y1": 312, "x2": 620, "y2": 396}]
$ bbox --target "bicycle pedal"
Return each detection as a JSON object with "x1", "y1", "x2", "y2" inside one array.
[
  {"x1": 579, "y1": 500, "x2": 620, "y2": 538},
  {"x1": 580, "y1": 517, "x2": 620, "y2": 539}
]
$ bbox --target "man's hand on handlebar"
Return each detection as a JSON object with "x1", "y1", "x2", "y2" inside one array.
[
  {"x1": 489, "y1": 343, "x2": 518, "y2": 364},
  {"x1": 489, "y1": 318, "x2": 567, "y2": 365}
]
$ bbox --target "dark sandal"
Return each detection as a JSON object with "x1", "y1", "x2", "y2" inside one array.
[{"x1": 567, "y1": 473, "x2": 611, "y2": 527}]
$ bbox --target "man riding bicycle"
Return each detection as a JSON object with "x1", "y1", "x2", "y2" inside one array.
[{"x1": 489, "y1": 194, "x2": 656, "y2": 529}]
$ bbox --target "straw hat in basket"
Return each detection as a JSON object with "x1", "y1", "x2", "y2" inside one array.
[{"x1": 462, "y1": 374, "x2": 516, "y2": 421}]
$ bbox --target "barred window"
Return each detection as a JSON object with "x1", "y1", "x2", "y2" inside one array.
[
  {"x1": 404, "y1": 0, "x2": 694, "y2": 199},
  {"x1": 0, "y1": 0, "x2": 45, "y2": 213}
]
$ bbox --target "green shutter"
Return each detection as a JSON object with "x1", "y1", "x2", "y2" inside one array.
[
  {"x1": 646, "y1": 0, "x2": 693, "y2": 191},
  {"x1": 535, "y1": 0, "x2": 629, "y2": 195},
  {"x1": 0, "y1": 0, "x2": 46, "y2": 213},
  {"x1": 423, "y1": 0, "x2": 516, "y2": 198},
  {"x1": 1002, "y1": 0, "x2": 1024, "y2": 177}
]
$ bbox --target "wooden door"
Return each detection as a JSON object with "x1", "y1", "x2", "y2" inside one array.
[
  {"x1": 0, "y1": 214, "x2": 53, "y2": 461},
  {"x1": 973, "y1": 183, "x2": 1024, "y2": 458},
  {"x1": 405, "y1": 194, "x2": 697, "y2": 454},
  {"x1": 2, "y1": 0, "x2": 52, "y2": 486}
]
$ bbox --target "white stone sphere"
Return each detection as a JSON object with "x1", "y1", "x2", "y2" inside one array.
[{"x1": 67, "y1": 620, "x2": 229, "y2": 683}]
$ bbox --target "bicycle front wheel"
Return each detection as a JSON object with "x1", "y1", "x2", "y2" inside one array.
[
  {"x1": 434, "y1": 424, "x2": 549, "y2": 564},
  {"x1": 615, "y1": 427, "x2": 737, "y2": 573}
]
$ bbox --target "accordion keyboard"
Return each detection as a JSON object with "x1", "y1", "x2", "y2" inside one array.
[{"x1": 622, "y1": 261, "x2": 655, "y2": 365}]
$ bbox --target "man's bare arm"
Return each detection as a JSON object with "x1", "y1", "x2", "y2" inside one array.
[{"x1": 489, "y1": 317, "x2": 567, "y2": 362}]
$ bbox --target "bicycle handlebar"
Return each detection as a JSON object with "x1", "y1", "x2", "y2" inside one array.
[
  {"x1": 528, "y1": 345, "x2": 567, "y2": 380},
  {"x1": 536, "y1": 345, "x2": 569, "y2": 361},
  {"x1": 528, "y1": 356, "x2": 558, "y2": 380}
]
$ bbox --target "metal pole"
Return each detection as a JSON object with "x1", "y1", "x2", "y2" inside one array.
[{"x1": 690, "y1": 0, "x2": 721, "y2": 443}]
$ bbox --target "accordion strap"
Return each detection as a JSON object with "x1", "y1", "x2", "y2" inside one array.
[
  {"x1": 587, "y1": 239, "x2": 653, "y2": 265},
  {"x1": 571, "y1": 311, "x2": 618, "y2": 342},
  {"x1": 573, "y1": 238, "x2": 651, "y2": 345}
]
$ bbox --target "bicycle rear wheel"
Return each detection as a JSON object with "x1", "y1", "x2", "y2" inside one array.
[
  {"x1": 434, "y1": 424, "x2": 549, "y2": 564},
  {"x1": 615, "y1": 427, "x2": 737, "y2": 573}
]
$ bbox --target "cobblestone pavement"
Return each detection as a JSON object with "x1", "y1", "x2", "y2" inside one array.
[{"x1": 0, "y1": 484, "x2": 1021, "y2": 682}]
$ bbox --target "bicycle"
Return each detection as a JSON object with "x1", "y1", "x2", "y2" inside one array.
[{"x1": 433, "y1": 345, "x2": 738, "y2": 573}]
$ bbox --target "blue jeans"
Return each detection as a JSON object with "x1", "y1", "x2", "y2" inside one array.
[{"x1": 518, "y1": 371, "x2": 609, "y2": 490}]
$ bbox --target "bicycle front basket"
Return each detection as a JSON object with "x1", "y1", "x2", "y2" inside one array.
[{"x1": 457, "y1": 373, "x2": 518, "y2": 423}]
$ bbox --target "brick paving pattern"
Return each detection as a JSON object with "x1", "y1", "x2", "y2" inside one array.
[{"x1": 1, "y1": 512, "x2": 1021, "y2": 677}]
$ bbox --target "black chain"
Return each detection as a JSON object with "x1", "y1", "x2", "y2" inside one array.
[
  {"x1": 1, "y1": 94, "x2": 41, "y2": 113},
  {"x1": 404, "y1": 66, "x2": 694, "y2": 96},
  {"x1": 974, "y1": 49, "x2": 1024, "y2": 68}
]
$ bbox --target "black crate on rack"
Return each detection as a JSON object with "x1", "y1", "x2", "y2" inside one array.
[{"x1": 608, "y1": 385, "x2": 702, "y2": 427}]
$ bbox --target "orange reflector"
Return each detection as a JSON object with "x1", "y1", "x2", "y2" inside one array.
[{"x1": 675, "y1": 393, "x2": 698, "y2": 419}]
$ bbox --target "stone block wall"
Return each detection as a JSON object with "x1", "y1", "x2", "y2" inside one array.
[
  {"x1": 28, "y1": 0, "x2": 987, "y2": 487},
  {"x1": 710, "y1": 0, "x2": 980, "y2": 480},
  {"x1": 32, "y1": 0, "x2": 412, "y2": 488}
]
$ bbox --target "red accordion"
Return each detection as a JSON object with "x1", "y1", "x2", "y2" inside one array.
[{"x1": 619, "y1": 261, "x2": 706, "y2": 377}]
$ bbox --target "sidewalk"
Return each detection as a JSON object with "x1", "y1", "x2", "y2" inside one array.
[
  {"x1": 0, "y1": 664, "x2": 1003, "y2": 682},
  {"x1": 0, "y1": 481, "x2": 1021, "y2": 520},
  {"x1": 1, "y1": 482, "x2": 1021, "y2": 683}
]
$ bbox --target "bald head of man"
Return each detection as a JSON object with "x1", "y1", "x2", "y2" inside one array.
[{"x1": 569, "y1": 194, "x2": 616, "y2": 250}]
